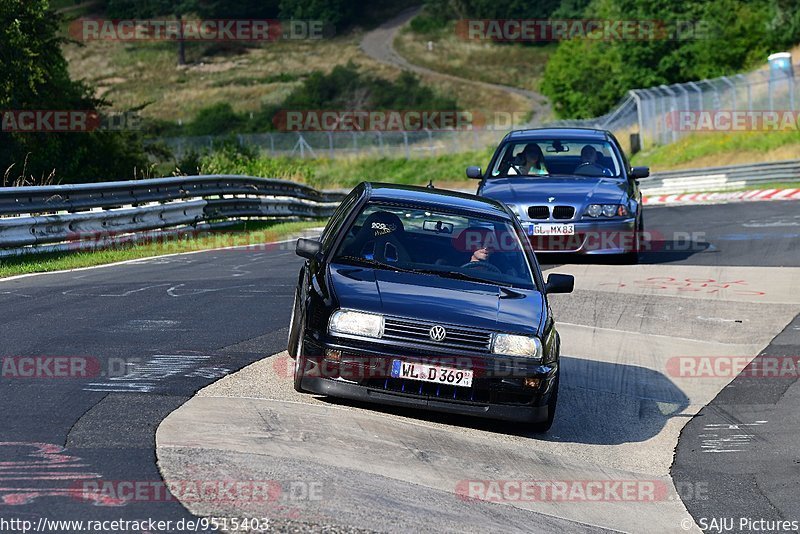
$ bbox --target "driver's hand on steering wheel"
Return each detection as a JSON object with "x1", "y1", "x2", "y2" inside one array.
[{"x1": 460, "y1": 246, "x2": 502, "y2": 273}]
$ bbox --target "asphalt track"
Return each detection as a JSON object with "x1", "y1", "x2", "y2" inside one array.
[{"x1": 0, "y1": 201, "x2": 798, "y2": 533}]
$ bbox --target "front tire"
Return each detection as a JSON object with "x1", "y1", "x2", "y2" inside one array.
[
  {"x1": 622, "y1": 215, "x2": 643, "y2": 264},
  {"x1": 529, "y1": 375, "x2": 559, "y2": 433},
  {"x1": 288, "y1": 289, "x2": 308, "y2": 393},
  {"x1": 287, "y1": 290, "x2": 301, "y2": 358},
  {"x1": 293, "y1": 333, "x2": 307, "y2": 393}
]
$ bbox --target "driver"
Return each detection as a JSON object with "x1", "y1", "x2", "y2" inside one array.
[
  {"x1": 469, "y1": 243, "x2": 493, "y2": 264},
  {"x1": 575, "y1": 145, "x2": 612, "y2": 176},
  {"x1": 455, "y1": 226, "x2": 501, "y2": 273},
  {"x1": 510, "y1": 143, "x2": 548, "y2": 176},
  {"x1": 579, "y1": 145, "x2": 598, "y2": 166}
]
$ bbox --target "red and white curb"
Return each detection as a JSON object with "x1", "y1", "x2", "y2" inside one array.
[{"x1": 643, "y1": 188, "x2": 800, "y2": 205}]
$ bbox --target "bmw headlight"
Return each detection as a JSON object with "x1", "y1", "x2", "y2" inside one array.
[
  {"x1": 504, "y1": 203, "x2": 519, "y2": 217},
  {"x1": 492, "y1": 333, "x2": 542, "y2": 358},
  {"x1": 586, "y1": 204, "x2": 602, "y2": 217},
  {"x1": 328, "y1": 310, "x2": 384, "y2": 338},
  {"x1": 601, "y1": 204, "x2": 617, "y2": 217},
  {"x1": 586, "y1": 204, "x2": 629, "y2": 218}
]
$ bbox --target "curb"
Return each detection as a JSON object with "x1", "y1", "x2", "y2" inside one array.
[{"x1": 642, "y1": 188, "x2": 800, "y2": 205}]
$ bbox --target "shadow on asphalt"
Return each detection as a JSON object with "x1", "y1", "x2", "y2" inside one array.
[
  {"x1": 537, "y1": 240, "x2": 712, "y2": 267},
  {"x1": 318, "y1": 356, "x2": 689, "y2": 444}
]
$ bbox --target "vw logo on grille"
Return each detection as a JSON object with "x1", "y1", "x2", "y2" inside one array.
[{"x1": 429, "y1": 325, "x2": 447, "y2": 342}]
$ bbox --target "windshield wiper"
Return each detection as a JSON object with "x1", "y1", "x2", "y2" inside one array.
[
  {"x1": 335, "y1": 257, "x2": 513, "y2": 286},
  {"x1": 333, "y1": 255, "x2": 416, "y2": 273},
  {"x1": 414, "y1": 268, "x2": 511, "y2": 287}
]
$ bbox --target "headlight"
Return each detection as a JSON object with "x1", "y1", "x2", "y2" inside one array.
[
  {"x1": 505, "y1": 203, "x2": 519, "y2": 216},
  {"x1": 492, "y1": 333, "x2": 542, "y2": 358},
  {"x1": 329, "y1": 310, "x2": 384, "y2": 338},
  {"x1": 585, "y1": 204, "x2": 629, "y2": 218},
  {"x1": 586, "y1": 204, "x2": 602, "y2": 217}
]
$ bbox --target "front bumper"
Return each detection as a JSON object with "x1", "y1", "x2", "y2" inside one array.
[
  {"x1": 299, "y1": 337, "x2": 558, "y2": 423},
  {"x1": 525, "y1": 218, "x2": 637, "y2": 254}
]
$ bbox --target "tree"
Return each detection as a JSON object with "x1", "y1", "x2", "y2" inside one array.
[
  {"x1": 105, "y1": 0, "x2": 281, "y2": 65},
  {"x1": 0, "y1": 0, "x2": 147, "y2": 184}
]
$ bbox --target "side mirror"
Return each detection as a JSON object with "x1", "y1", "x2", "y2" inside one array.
[
  {"x1": 295, "y1": 238, "x2": 321, "y2": 260},
  {"x1": 545, "y1": 273, "x2": 574, "y2": 294},
  {"x1": 466, "y1": 166, "x2": 482, "y2": 179},
  {"x1": 630, "y1": 166, "x2": 650, "y2": 179}
]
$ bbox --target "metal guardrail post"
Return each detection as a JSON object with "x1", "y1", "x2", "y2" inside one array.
[
  {"x1": 0, "y1": 175, "x2": 346, "y2": 256},
  {"x1": 720, "y1": 76, "x2": 736, "y2": 111}
]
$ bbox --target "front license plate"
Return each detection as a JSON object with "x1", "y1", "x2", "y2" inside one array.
[
  {"x1": 390, "y1": 360, "x2": 473, "y2": 387},
  {"x1": 528, "y1": 223, "x2": 575, "y2": 236}
]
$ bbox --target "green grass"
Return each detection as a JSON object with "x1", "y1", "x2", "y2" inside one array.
[
  {"x1": 738, "y1": 180, "x2": 800, "y2": 190},
  {"x1": 396, "y1": 21, "x2": 554, "y2": 94},
  {"x1": 0, "y1": 220, "x2": 322, "y2": 279},
  {"x1": 632, "y1": 130, "x2": 800, "y2": 170},
  {"x1": 198, "y1": 147, "x2": 494, "y2": 190},
  {"x1": 312, "y1": 148, "x2": 493, "y2": 189}
]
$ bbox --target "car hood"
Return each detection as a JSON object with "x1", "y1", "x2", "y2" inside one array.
[
  {"x1": 329, "y1": 264, "x2": 543, "y2": 336},
  {"x1": 481, "y1": 176, "x2": 627, "y2": 205}
]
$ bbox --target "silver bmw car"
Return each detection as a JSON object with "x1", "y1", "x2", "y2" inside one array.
[{"x1": 467, "y1": 128, "x2": 650, "y2": 262}]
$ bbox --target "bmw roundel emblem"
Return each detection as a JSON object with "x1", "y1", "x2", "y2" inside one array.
[{"x1": 429, "y1": 325, "x2": 447, "y2": 342}]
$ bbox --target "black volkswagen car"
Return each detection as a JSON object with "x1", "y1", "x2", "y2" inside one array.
[
  {"x1": 287, "y1": 183, "x2": 574, "y2": 432},
  {"x1": 467, "y1": 128, "x2": 650, "y2": 261}
]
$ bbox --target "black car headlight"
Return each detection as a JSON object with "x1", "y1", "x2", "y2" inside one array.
[
  {"x1": 492, "y1": 333, "x2": 542, "y2": 359},
  {"x1": 328, "y1": 309, "x2": 384, "y2": 338},
  {"x1": 585, "y1": 204, "x2": 629, "y2": 218}
]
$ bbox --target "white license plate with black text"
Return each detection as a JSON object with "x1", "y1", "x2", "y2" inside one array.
[
  {"x1": 527, "y1": 223, "x2": 575, "y2": 236},
  {"x1": 390, "y1": 360, "x2": 473, "y2": 387}
]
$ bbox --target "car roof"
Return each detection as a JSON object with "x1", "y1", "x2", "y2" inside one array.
[
  {"x1": 365, "y1": 183, "x2": 510, "y2": 218},
  {"x1": 502, "y1": 127, "x2": 611, "y2": 142}
]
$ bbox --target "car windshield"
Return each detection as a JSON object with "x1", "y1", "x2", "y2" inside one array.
[
  {"x1": 332, "y1": 203, "x2": 536, "y2": 290},
  {"x1": 490, "y1": 139, "x2": 623, "y2": 178}
]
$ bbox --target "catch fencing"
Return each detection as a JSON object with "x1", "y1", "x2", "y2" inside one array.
[{"x1": 550, "y1": 60, "x2": 800, "y2": 150}]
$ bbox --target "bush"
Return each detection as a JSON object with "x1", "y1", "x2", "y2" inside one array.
[
  {"x1": 199, "y1": 142, "x2": 316, "y2": 182},
  {"x1": 186, "y1": 103, "x2": 246, "y2": 136},
  {"x1": 409, "y1": 13, "x2": 449, "y2": 34},
  {"x1": 281, "y1": 62, "x2": 458, "y2": 112}
]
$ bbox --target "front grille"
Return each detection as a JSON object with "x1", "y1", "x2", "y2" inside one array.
[
  {"x1": 382, "y1": 317, "x2": 492, "y2": 352},
  {"x1": 363, "y1": 377, "x2": 537, "y2": 406},
  {"x1": 367, "y1": 377, "x2": 489, "y2": 403},
  {"x1": 528, "y1": 205, "x2": 549, "y2": 219},
  {"x1": 552, "y1": 206, "x2": 575, "y2": 220}
]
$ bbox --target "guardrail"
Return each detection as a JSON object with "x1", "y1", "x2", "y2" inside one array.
[
  {"x1": 638, "y1": 159, "x2": 800, "y2": 195},
  {"x1": 0, "y1": 175, "x2": 346, "y2": 257}
]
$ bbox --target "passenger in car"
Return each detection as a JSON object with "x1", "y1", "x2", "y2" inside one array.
[{"x1": 509, "y1": 143, "x2": 548, "y2": 176}]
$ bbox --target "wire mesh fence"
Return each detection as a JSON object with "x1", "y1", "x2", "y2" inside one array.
[
  {"x1": 150, "y1": 128, "x2": 506, "y2": 160},
  {"x1": 149, "y1": 56, "x2": 799, "y2": 159},
  {"x1": 547, "y1": 57, "x2": 800, "y2": 151}
]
